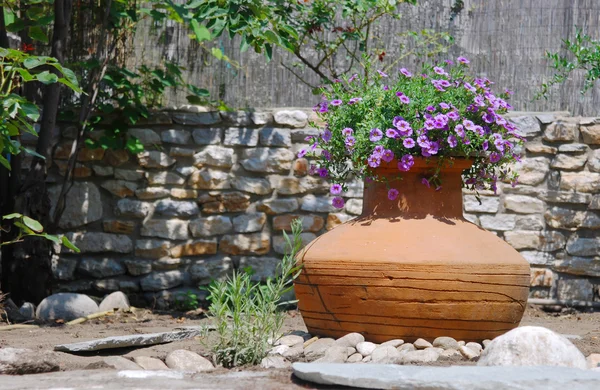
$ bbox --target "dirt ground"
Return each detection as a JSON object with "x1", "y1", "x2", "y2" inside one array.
[{"x1": 0, "y1": 304, "x2": 599, "y2": 374}]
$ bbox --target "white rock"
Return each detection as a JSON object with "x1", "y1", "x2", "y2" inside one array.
[
  {"x1": 398, "y1": 343, "x2": 416, "y2": 352},
  {"x1": 0, "y1": 348, "x2": 59, "y2": 375},
  {"x1": 439, "y1": 349, "x2": 463, "y2": 361},
  {"x1": 101, "y1": 356, "x2": 142, "y2": 370},
  {"x1": 261, "y1": 355, "x2": 290, "y2": 369},
  {"x1": 459, "y1": 345, "x2": 480, "y2": 360},
  {"x1": 276, "y1": 335, "x2": 305, "y2": 347},
  {"x1": 466, "y1": 342, "x2": 483, "y2": 354},
  {"x1": 356, "y1": 342, "x2": 378, "y2": 357},
  {"x1": 347, "y1": 347, "x2": 356, "y2": 356},
  {"x1": 36, "y1": 293, "x2": 99, "y2": 321},
  {"x1": 587, "y1": 354, "x2": 600, "y2": 369},
  {"x1": 133, "y1": 356, "x2": 169, "y2": 370},
  {"x1": 165, "y1": 350, "x2": 214, "y2": 372},
  {"x1": 269, "y1": 345, "x2": 290, "y2": 355},
  {"x1": 458, "y1": 341, "x2": 466, "y2": 347},
  {"x1": 99, "y1": 291, "x2": 130, "y2": 312},
  {"x1": 371, "y1": 346, "x2": 403, "y2": 364},
  {"x1": 335, "y1": 333, "x2": 365, "y2": 348},
  {"x1": 282, "y1": 345, "x2": 304, "y2": 361},
  {"x1": 362, "y1": 355, "x2": 372, "y2": 363},
  {"x1": 347, "y1": 353, "x2": 363, "y2": 363},
  {"x1": 433, "y1": 336, "x2": 460, "y2": 350},
  {"x1": 477, "y1": 326, "x2": 587, "y2": 369},
  {"x1": 414, "y1": 338, "x2": 433, "y2": 349},
  {"x1": 483, "y1": 339, "x2": 492, "y2": 349},
  {"x1": 401, "y1": 349, "x2": 440, "y2": 364},
  {"x1": 381, "y1": 339, "x2": 404, "y2": 348},
  {"x1": 314, "y1": 346, "x2": 348, "y2": 363},
  {"x1": 304, "y1": 338, "x2": 335, "y2": 361}
]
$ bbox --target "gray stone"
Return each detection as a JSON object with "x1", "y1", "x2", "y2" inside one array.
[
  {"x1": 401, "y1": 349, "x2": 440, "y2": 363},
  {"x1": 398, "y1": 343, "x2": 416, "y2": 352},
  {"x1": 140, "y1": 270, "x2": 184, "y2": 291},
  {"x1": 78, "y1": 258, "x2": 126, "y2": 278},
  {"x1": 165, "y1": 350, "x2": 214, "y2": 372},
  {"x1": 48, "y1": 182, "x2": 102, "y2": 229},
  {"x1": 558, "y1": 143, "x2": 589, "y2": 153},
  {"x1": 301, "y1": 195, "x2": 336, "y2": 212},
  {"x1": 101, "y1": 180, "x2": 139, "y2": 198},
  {"x1": 65, "y1": 232, "x2": 133, "y2": 253},
  {"x1": 581, "y1": 124, "x2": 600, "y2": 144},
  {"x1": 231, "y1": 177, "x2": 272, "y2": 195},
  {"x1": 128, "y1": 128, "x2": 161, "y2": 145},
  {"x1": 588, "y1": 149, "x2": 600, "y2": 172},
  {"x1": 175, "y1": 166, "x2": 198, "y2": 178},
  {"x1": 192, "y1": 128, "x2": 222, "y2": 144},
  {"x1": 223, "y1": 128, "x2": 259, "y2": 146},
  {"x1": 504, "y1": 195, "x2": 545, "y2": 214},
  {"x1": 520, "y1": 251, "x2": 555, "y2": 265},
  {"x1": 137, "y1": 151, "x2": 176, "y2": 168},
  {"x1": 515, "y1": 215, "x2": 545, "y2": 230},
  {"x1": 439, "y1": 349, "x2": 463, "y2": 361},
  {"x1": 270, "y1": 176, "x2": 306, "y2": 195},
  {"x1": 432, "y1": 337, "x2": 460, "y2": 350},
  {"x1": 513, "y1": 157, "x2": 550, "y2": 186},
  {"x1": 551, "y1": 153, "x2": 588, "y2": 170},
  {"x1": 241, "y1": 148, "x2": 294, "y2": 173},
  {"x1": 189, "y1": 216, "x2": 233, "y2": 237},
  {"x1": 371, "y1": 345, "x2": 403, "y2": 364},
  {"x1": 146, "y1": 171, "x2": 185, "y2": 185},
  {"x1": 220, "y1": 233, "x2": 270, "y2": 255},
  {"x1": 381, "y1": 339, "x2": 404, "y2": 348},
  {"x1": 133, "y1": 356, "x2": 169, "y2": 370},
  {"x1": 187, "y1": 168, "x2": 231, "y2": 189},
  {"x1": 251, "y1": 111, "x2": 274, "y2": 126},
  {"x1": 459, "y1": 345, "x2": 479, "y2": 360},
  {"x1": 18, "y1": 302, "x2": 35, "y2": 321},
  {"x1": 99, "y1": 291, "x2": 130, "y2": 311},
  {"x1": 463, "y1": 195, "x2": 500, "y2": 213},
  {"x1": 545, "y1": 207, "x2": 585, "y2": 229},
  {"x1": 260, "y1": 128, "x2": 292, "y2": 147},
  {"x1": 347, "y1": 353, "x2": 364, "y2": 363},
  {"x1": 161, "y1": 129, "x2": 191, "y2": 144},
  {"x1": 273, "y1": 110, "x2": 308, "y2": 128},
  {"x1": 590, "y1": 195, "x2": 600, "y2": 210},
  {"x1": 413, "y1": 338, "x2": 433, "y2": 349},
  {"x1": 238, "y1": 256, "x2": 281, "y2": 282},
  {"x1": 560, "y1": 172, "x2": 600, "y2": 193},
  {"x1": 509, "y1": 116, "x2": 541, "y2": 138},
  {"x1": 304, "y1": 338, "x2": 335, "y2": 361},
  {"x1": 273, "y1": 233, "x2": 316, "y2": 254},
  {"x1": 114, "y1": 169, "x2": 145, "y2": 181},
  {"x1": 314, "y1": 346, "x2": 349, "y2": 363},
  {"x1": 478, "y1": 326, "x2": 587, "y2": 369},
  {"x1": 232, "y1": 212, "x2": 267, "y2": 233},
  {"x1": 257, "y1": 198, "x2": 299, "y2": 214},
  {"x1": 0, "y1": 348, "x2": 59, "y2": 375},
  {"x1": 290, "y1": 128, "x2": 319, "y2": 143},
  {"x1": 116, "y1": 198, "x2": 153, "y2": 218},
  {"x1": 356, "y1": 342, "x2": 378, "y2": 356},
  {"x1": 276, "y1": 335, "x2": 305, "y2": 347},
  {"x1": 193, "y1": 145, "x2": 235, "y2": 168},
  {"x1": 260, "y1": 355, "x2": 290, "y2": 369},
  {"x1": 556, "y1": 278, "x2": 594, "y2": 301},
  {"x1": 172, "y1": 111, "x2": 221, "y2": 125},
  {"x1": 335, "y1": 333, "x2": 365, "y2": 348},
  {"x1": 92, "y1": 165, "x2": 114, "y2": 176},
  {"x1": 566, "y1": 234, "x2": 600, "y2": 256},
  {"x1": 553, "y1": 257, "x2": 600, "y2": 277},
  {"x1": 189, "y1": 256, "x2": 233, "y2": 285},
  {"x1": 544, "y1": 121, "x2": 578, "y2": 142},
  {"x1": 52, "y1": 257, "x2": 78, "y2": 280},
  {"x1": 169, "y1": 147, "x2": 195, "y2": 157},
  {"x1": 135, "y1": 187, "x2": 170, "y2": 200},
  {"x1": 135, "y1": 239, "x2": 171, "y2": 259},
  {"x1": 141, "y1": 220, "x2": 189, "y2": 240},
  {"x1": 504, "y1": 231, "x2": 566, "y2": 251},
  {"x1": 525, "y1": 142, "x2": 557, "y2": 154},
  {"x1": 479, "y1": 214, "x2": 516, "y2": 231},
  {"x1": 220, "y1": 111, "x2": 253, "y2": 126},
  {"x1": 36, "y1": 293, "x2": 99, "y2": 321},
  {"x1": 155, "y1": 199, "x2": 200, "y2": 217},
  {"x1": 344, "y1": 198, "x2": 362, "y2": 215},
  {"x1": 98, "y1": 356, "x2": 142, "y2": 370},
  {"x1": 539, "y1": 191, "x2": 592, "y2": 204}
]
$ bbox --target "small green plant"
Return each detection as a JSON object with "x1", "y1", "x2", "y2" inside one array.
[
  {"x1": 0, "y1": 213, "x2": 79, "y2": 251},
  {"x1": 205, "y1": 219, "x2": 303, "y2": 368},
  {"x1": 174, "y1": 290, "x2": 200, "y2": 311}
]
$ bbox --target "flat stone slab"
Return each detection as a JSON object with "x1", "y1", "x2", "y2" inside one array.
[
  {"x1": 292, "y1": 363, "x2": 600, "y2": 390},
  {"x1": 54, "y1": 329, "x2": 201, "y2": 352}
]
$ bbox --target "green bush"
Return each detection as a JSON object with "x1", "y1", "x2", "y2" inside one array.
[{"x1": 205, "y1": 219, "x2": 303, "y2": 368}]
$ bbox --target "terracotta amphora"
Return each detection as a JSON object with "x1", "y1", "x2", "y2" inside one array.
[{"x1": 295, "y1": 158, "x2": 530, "y2": 342}]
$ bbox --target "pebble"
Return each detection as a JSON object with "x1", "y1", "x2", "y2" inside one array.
[
  {"x1": 426, "y1": 347, "x2": 444, "y2": 354},
  {"x1": 347, "y1": 353, "x2": 363, "y2": 363},
  {"x1": 465, "y1": 342, "x2": 483, "y2": 354},
  {"x1": 133, "y1": 356, "x2": 169, "y2": 370},
  {"x1": 398, "y1": 343, "x2": 416, "y2": 352},
  {"x1": 314, "y1": 346, "x2": 348, "y2": 363},
  {"x1": 371, "y1": 346, "x2": 403, "y2": 364},
  {"x1": 304, "y1": 338, "x2": 335, "y2": 361},
  {"x1": 356, "y1": 342, "x2": 378, "y2": 357},
  {"x1": 414, "y1": 338, "x2": 433, "y2": 349},
  {"x1": 165, "y1": 350, "x2": 214, "y2": 372},
  {"x1": 347, "y1": 347, "x2": 356, "y2": 356},
  {"x1": 261, "y1": 355, "x2": 290, "y2": 369},
  {"x1": 381, "y1": 339, "x2": 404, "y2": 348},
  {"x1": 459, "y1": 345, "x2": 480, "y2": 360},
  {"x1": 283, "y1": 345, "x2": 304, "y2": 361},
  {"x1": 362, "y1": 355, "x2": 372, "y2": 363},
  {"x1": 334, "y1": 333, "x2": 365, "y2": 348},
  {"x1": 100, "y1": 356, "x2": 142, "y2": 371},
  {"x1": 433, "y1": 336, "x2": 460, "y2": 350},
  {"x1": 276, "y1": 335, "x2": 305, "y2": 347},
  {"x1": 439, "y1": 349, "x2": 463, "y2": 361},
  {"x1": 587, "y1": 354, "x2": 600, "y2": 369},
  {"x1": 458, "y1": 341, "x2": 466, "y2": 347},
  {"x1": 269, "y1": 345, "x2": 290, "y2": 355},
  {"x1": 401, "y1": 349, "x2": 440, "y2": 364},
  {"x1": 483, "y1": 339, "x2": 492, "y2": 349}
]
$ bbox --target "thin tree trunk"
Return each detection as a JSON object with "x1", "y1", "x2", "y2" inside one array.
[
  {"x1": 0, "y1": 6, "x2": 9, "y2": 48},
  {"x1": 3, "y1": 0, "x2": 74, "y2": 305}
]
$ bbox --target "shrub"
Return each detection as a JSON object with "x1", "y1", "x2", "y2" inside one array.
[{"x1": 205, "y1": 219, "x2": 303, "y2": 367}]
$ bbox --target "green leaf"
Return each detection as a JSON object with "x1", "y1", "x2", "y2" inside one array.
[
  {"x1": 0, "y1": 155, "x2": 10, "y2": 170},
  {"x1": 23, "y1": 216, "x2": 43, "y2": 233},
  {"x1": 2, "y1": 213, "x2": 22, "y2": 220},
  {"x1": 265, "y1": 44, "x2": 273, "y2": 61},
  {"x1": 41, "y1": 233, "x2": 60, "y2": 244},
  {"x1": 211, "y1": 47, "x2": 224, "y2": 60},
  {"x1": 36, "y1": 71, "x2": 59, "y2": 84},
  {"x1": 20, "y1": 102, "x2": 40, "y2": 121},
  {"x1": 61, "y1": 236, "x2": 80, "y2": 252},
  {"x1": 28, "y1": 26, "x2": 48, "y2": 43},
  {"x1": 264, "y1": 30, "x2": 280, "y2": 45},
  {"x1": 191, "y1": 19, "x2": 211, "y2": 42},
  {"x1": 23, "y1": 57, "x2": 46, "y2": 69}
]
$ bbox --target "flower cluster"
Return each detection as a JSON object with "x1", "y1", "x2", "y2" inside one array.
[{"x1": 301, "y1": 58, "x2": 523, "y2": 209}]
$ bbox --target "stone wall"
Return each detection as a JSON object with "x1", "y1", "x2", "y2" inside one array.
[{"x1": 42, "y1": 108, "x2": 600, "y2": 307}]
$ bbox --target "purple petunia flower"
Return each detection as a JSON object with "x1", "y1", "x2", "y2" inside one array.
[
  {"x1": 345, "y1": 135, "x2": 356, "y2": 147},
  {"x1": 330, "y1": 184, "x2": 342, "y2": 195},
  {"x1": 421, "y1": 178, "x2": 431, "y2": 188},
  {"x1": 426, "y1": 105, "x2": 435, "y2": 112},
  {"x1": 369, "y1": 128, "x2": 383, "y2": 142},
  {"x1": 297, "y1": 149, "x2": 307, "y2": 158},
  {"x1": 464, "y1": 82, "x2": 477, "y2": 93},
  {"x1": 308, "y1": 164, "x2": 317, "y2": 175},
  {"x1": 342, "y1": 127, "x2": 354, "y2": 136},
  {"x1": 399, "y1": 95, "x2": 410, "y2": 104},
  {"x1": 494, "y1": 138, "x2": 505, "y2": 152},
  {"x1": 482, "y1": 140, "x2": 489, "y2": 151},
  {"x1": 397, "y1": 154, "x2": 414, "y2": 171},
  {"x1": 377, "y1": 69, "x2": 388, "y2": 77},
  {"x1": 455, "y1": 124, "x2": 466, "y2": 137},
  {"x1": 447, "y1": 111, "x2": 460, "y2": 121},
  {"x1": 321, "y1": 129, "x2": 332, "y2": 142},
  {"x1": 490, "y1": 152, "x2": 501, "y2": 163},
  {"x1": 457, "y1": 56, "x2": 470, "y2": 64},
  {"x1": 388, "y1": 188, "x2": 399, "y2": 200},
  {"x1": 392, "y1": 116, "x2": 404, "y2": 127},
  {"x1": 439, "y1": 102, "x2": 450, "y2": 110},
  {"x1": 386, "y1": 128, "x2": 398, "y2": 138},
  {"x1": 445, "y1": 59, "x2": 454, "y2": 65},
  {"x1": 434, "y1": 66, "x2": 448, "y2": 76},
  {"x1": 417, "y1": 134, "x2": 430, "y2": 148},
  {"x1": 373, "y1": 145, "x2": 385, "y2": 156},
  {"x1": 400, "y1": 68, "x2": 412, "y2": 77},
  {"x1": 318, "y1": 102, "x2": 329, "y2": 113},
  {"x1": 318, "y1": 167, "x2": 328, "y2": 177},
  {"x1": 332, "y1": 196, "x2": 345, "y2": 209},
  {"x1": 447, "y1": 134, "x2": 458, "y2": 148},
  {"x1": 463, "y1": 120, "x2": 476, "y2": 131},
  {"x1": 330, "y1": 99, "x2": 343, "y2": 106},
  {"x1": 424, "y1": 119, "x2": 436, "y2": 130},
  {"x1": 348, "y1": 97, "x2": 363, "y2": 105},
  {"x1": 383, "y1": 85, "x2": 390, "y2": 91},
  {"x1": 368, "y1": 154, "x2": 381, "y2": 168},
  {"x1": 403, "y1": 138, "x2": 415, "y2": 148},
  {"x1": 382, "y1": 149, "x2": 394, "y2": 163},
  {"x1": 348, "y1": 73, "x2": 358, "y2": 82},
  {"x1": 322, "y1": 150, "x2": 331, "y2": 160}
]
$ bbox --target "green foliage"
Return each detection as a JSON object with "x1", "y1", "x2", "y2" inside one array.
[
  {"x1": 1, "y1": 213, "x2": 79, "y2": 251},
  {"x1": 174, "y1": 290, "x2": 200, "y2": 311},
  {"x1": 306, "y1": 56, "x2": 522, "y2": 196},
  {"x1": 205, "y1": 219, "x2": 303, "y2": 368},
  {"x1": 539, "y1": 30, "x2": 600, "y2": 98},
  {"x1": 2, "y1": 0, "x2": 54, "y2": 44}
]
